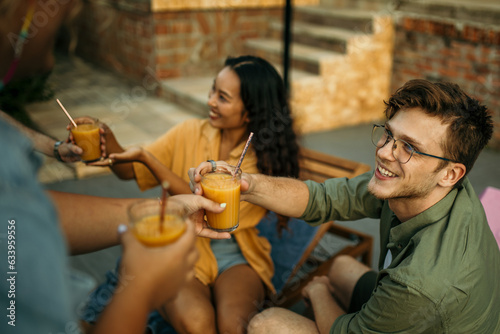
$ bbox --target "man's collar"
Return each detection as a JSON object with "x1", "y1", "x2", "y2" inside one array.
[{"x1": 388, "y1": 186, "x2": 460, "y2": 248}]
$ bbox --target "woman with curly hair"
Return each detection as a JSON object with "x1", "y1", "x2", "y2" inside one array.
[{"x1": 81, "y1": 55, "x2": 300, "y2": 333}]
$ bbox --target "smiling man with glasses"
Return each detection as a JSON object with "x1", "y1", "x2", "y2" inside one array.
[{"x1": 190, "y1": 79, "x2": 500, "y2": 333}]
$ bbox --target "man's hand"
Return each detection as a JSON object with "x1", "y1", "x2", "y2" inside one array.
[
  {"x1": 302, "y1": 275, "x2": 334, "y2": 306},
  {"x1": 118, "y1": 220, "x2": 198, "y2": 309},
  {"x1": 57, "y1": 141, "x2": 83, "y2": 162}
]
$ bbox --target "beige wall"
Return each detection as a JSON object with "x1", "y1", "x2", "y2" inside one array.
[{"x1": 152, "y1": 0, "x2": 319, "y2": 12}]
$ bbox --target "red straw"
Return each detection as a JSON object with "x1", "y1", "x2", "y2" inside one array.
[
  {"x1": 234, "y1": 132, "x2": 254, "y2": 175},
  {"x1": 56, "y1": 99, "x2": 78, "y2": 128}
]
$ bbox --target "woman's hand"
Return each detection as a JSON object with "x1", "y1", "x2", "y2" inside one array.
[
  {"x1": 87, "y1": 146, "x2": 145, "y2": 167},
  {"x1": 188, "y1": 160, "x2": 230, "y2": 195},
  {"x1": 168, "y1": 194, "x2": 231, "y2": 239}
]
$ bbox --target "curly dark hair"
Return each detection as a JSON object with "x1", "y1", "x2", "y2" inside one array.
[
  {"x1": 384, "y1": 79, "x2": 493, "y2": 186},
  {"x1": 224, "y1": 55, "x2": 300, "y2": 178}
]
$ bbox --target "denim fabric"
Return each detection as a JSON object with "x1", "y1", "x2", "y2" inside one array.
[
  {"x1": 211, "y1": 237, "x2": 248, "y2": 276},
  {"x1": 256, "y1": 212, "x2": 320, "y2": 293},
  {"x1": 0, "y1": 119, "x2": 75, "y2": 333}
]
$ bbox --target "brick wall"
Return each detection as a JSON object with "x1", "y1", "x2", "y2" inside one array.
[
  {"x1": 153, "y1": 8, "x2": 282, "y2": 79},
  {"x1": 392, "y1": 9, "x2": 500, "y2": 149},
  {"x1": 76, "y1": 2, "x2": 155, "y2": 82},
  {"x1": 77, "y1": 0, "x2": 282, "y2": 84}
]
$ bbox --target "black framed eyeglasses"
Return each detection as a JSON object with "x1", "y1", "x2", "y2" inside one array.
[{"x1": 371, "y1": 124, "x2": 453, "y2": 164}]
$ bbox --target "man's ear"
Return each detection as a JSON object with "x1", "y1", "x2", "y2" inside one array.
[{"x1": 438, "y1": 163, "x2": 466, "y2": 188}]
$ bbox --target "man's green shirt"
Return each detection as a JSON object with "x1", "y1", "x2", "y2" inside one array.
[{"x1": 301, "y1": 172, "x2": 500, "y2": 333}]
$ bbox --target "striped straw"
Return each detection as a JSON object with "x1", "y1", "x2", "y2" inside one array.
[{"x1": 234, "y1": 132, "x2": 254, "y2": 175}]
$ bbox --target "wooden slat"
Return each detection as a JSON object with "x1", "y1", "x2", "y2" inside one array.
[
  {"x1": 300, "y1": 159, "x2": 357, "y2": 179},
  {"x1": 298, "y1": 147, "x2": 371, "y2": 180}
]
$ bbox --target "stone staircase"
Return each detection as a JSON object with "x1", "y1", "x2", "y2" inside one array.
[{"x1": 160, "y1": 4, "x2": 394, "y2": 134}]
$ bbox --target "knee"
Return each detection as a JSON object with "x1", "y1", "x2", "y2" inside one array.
[
  {"x1": 247, "y1": 308, "x2": 283, "y2": 334},
  {"x1": 165, "y1": 307, "x2": 216, "y2": 333},
  {"x1": 177, "y1": 316, "x2": 216, "y2": 334},
  {"x1": 218, "y1": 317, "x2": 247, "y2": 334},
  {"x1": 329, "y1": 255, "x2": 356, "y2": 278},
  {"x1": 216, "y1": 306, "x2": 258, "y2": 334}
]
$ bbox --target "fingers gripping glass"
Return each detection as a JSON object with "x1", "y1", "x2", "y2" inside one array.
[{"x1": 371, "y1": 124, "x2": 452, "y2": 164}]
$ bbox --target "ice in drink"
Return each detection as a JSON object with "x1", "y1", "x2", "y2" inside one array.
[{"x1": 201, "y1": 165, "x2": 241, "y2": 232}]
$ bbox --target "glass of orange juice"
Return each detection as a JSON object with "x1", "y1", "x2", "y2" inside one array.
[
  {"x1": 71, "y1": 123, "x2": 101, "y2": 163},
  {"x1": 200, "y1": 164, "x2": 241, "y2": 232},
  {"x1": 128, "y1": 199, "x2": 187, "y2": 247}
]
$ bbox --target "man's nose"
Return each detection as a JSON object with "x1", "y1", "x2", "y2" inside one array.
[{"x1": 377, "y1": 138, "x2": 396, "y2": 162}]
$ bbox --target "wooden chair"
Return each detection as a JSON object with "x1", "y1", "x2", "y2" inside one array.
[{"x1": 257, "y1": 147, "x2": 373, "y2": 308}]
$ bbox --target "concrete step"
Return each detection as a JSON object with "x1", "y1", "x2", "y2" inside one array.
[
  {"x1": 396, "y1": 0, "x2": 500, "y2": 26},
  {"x1": 294, "y1": 6, "x2": 374, "y2": 33},
  {"x1": 159, "y1": 77, "x2": 212, "y2": 118},
  {"x1": 159, "y1": 66, "x2": 318, "y2": 117},
  {"x1": 316, "y1": 0, "x2": 390, "y2": 11},
  {"x1": 269, "y1": 21, "x2": 360, "y2": 53},
  {"x1": 244, "y1": 38, "x2": 343, "y2": 74}
]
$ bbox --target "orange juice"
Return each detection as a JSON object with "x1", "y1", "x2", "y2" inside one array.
[
  {"x1": 71, "y1": 124, "x2": 101, "y2": 162},
  {"x1": 128, "y1": 199, "x2": 187, "y2": 247},
  {"x1": 201, "y1": 166, "x2": 241, "y2": 232},
  {"x1": 131, "y1": 214, "x2": 186, "y2": 247}
]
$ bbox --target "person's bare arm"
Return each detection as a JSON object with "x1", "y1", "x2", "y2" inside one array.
[
  {"x1": 101, "y1": 147, "x2": 192, "y2": 195},
  {"x1": 0, "y1": 110, "x2": 82, "y2": 161},
  {"x1": 99, "y1": 121, "x2": 136, "y2": 179},
  {"x1": 303, "y1": 276, "x2": 345, "y2": 334},
  {"x1": 139, "y1": 149, "x2": 192, "y2": 194},
  {"x1": 48, "y1": 191, "x2": 230, "y2": 255},
  {"x1": 189, "y1": 161, "x2": 310, "y2": 218},
  {"x1": 241, "y1": 173, "x2": 310, "y2": 218},
  {"x1": 48, "y1": 190, "x2": 136, "y2": 255}
]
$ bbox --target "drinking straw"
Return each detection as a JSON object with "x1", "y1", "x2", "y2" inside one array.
[
  {"x1": 56, "y1": 99, "x2": 78, "y2": 128},
  {"x1": 159, "y1": 181, "x2": 170, "y2": 233},
  {"x1": 234, "y1": 132, "x2": 254, "y2": 176}
]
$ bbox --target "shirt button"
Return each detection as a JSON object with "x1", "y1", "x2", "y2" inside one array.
[{"x1": 397, "y1": 244, "x2": 403, "y2": 249}]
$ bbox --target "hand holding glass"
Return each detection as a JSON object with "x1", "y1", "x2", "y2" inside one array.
[
  {"x1": 70, "y1": 123, "x2": 102, "y2": 163},
  {"x1": 128, "y1": 199, "x2": 187, "y2": 247},
  {"x1": 200, "y1": 164, "x2": 241, "y2": 232}
]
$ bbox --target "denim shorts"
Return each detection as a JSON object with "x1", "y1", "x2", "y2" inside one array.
[{"x1": 211, "y1": 237, "x2": 248, "y2": 275}]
